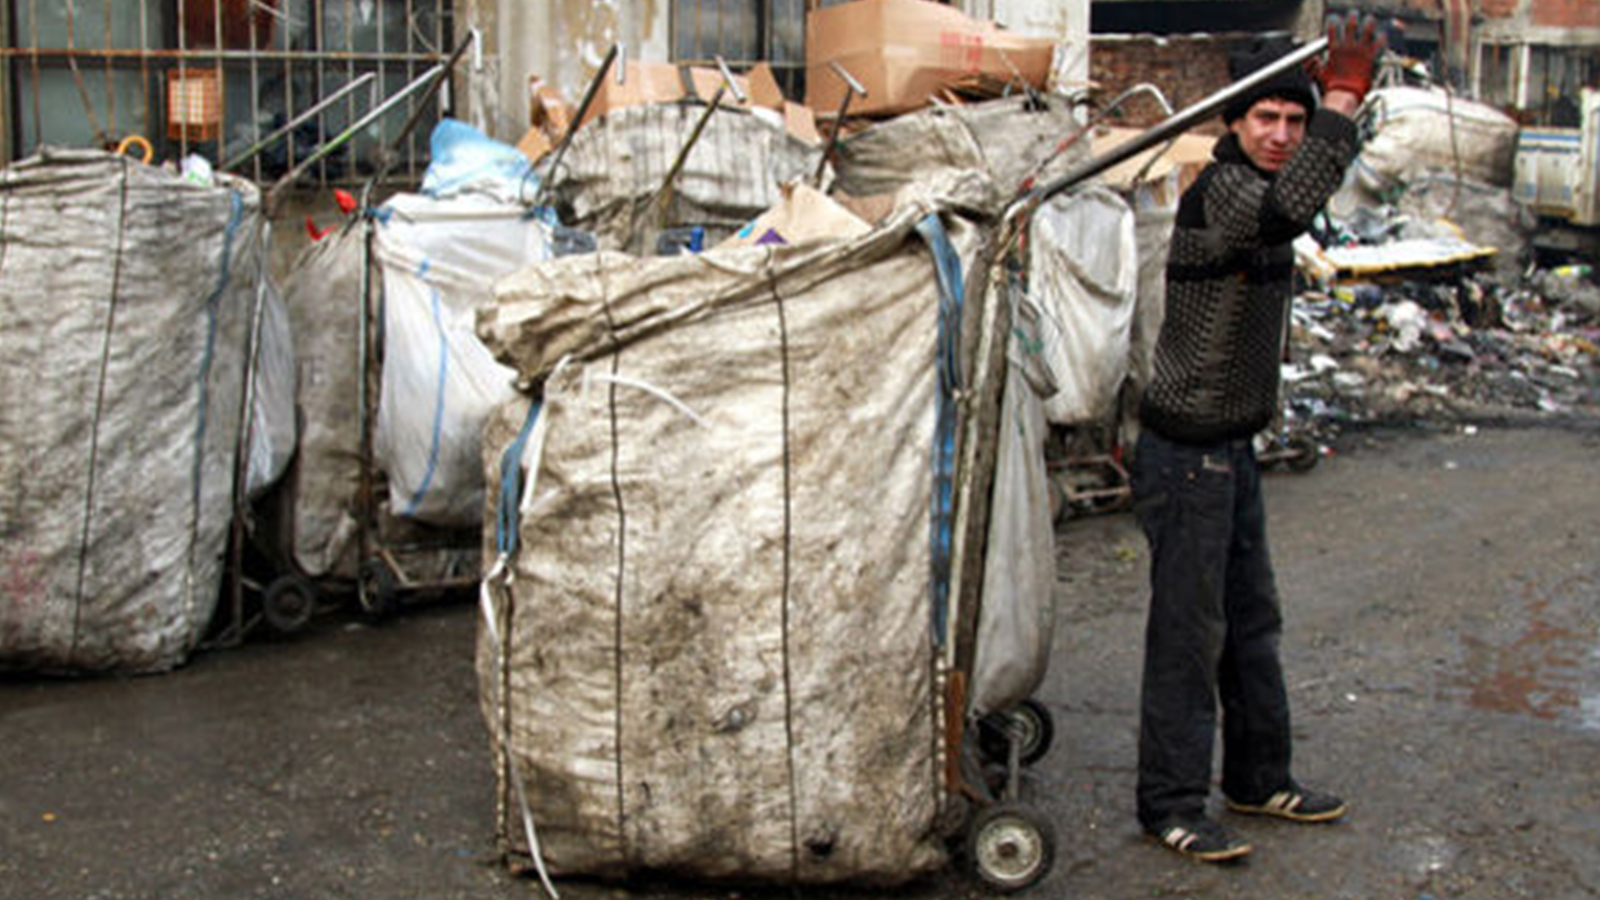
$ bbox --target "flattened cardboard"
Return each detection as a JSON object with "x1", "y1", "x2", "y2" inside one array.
[
  {"x1": 805, "y1": 0, "x2": 1056, "y2": 118},
  {"x1": 717, "y1": 182, "x2": 871, "y2": 250}
]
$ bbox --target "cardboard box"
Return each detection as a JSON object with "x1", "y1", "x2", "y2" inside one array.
[{"x1": 805, "y1": 0, "x2": 1056, "y2": 119}]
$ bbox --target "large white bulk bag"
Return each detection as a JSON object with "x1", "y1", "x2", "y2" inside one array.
[
  {"x1": 0, "y1": 149, "x2": 265, "y2": 673},
  {"x1": 475, "y1": 188, "x2": 982, "y2": 885}
]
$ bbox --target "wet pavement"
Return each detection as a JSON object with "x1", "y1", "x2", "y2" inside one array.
[{"x1": 3, "y1": 424, "x2": 1599, "y2": 900}]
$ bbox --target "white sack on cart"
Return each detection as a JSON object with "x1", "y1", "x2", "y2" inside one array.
[
  {"x1": 1029, "y1": 187, "x2": 1139, "y2": 426},
  {"x1": 969, "y1": 294, "x2": 1059, "y2": 717},
  {"x1": 548, "y1": 104, "x2": 822, "y2": 246},
  {"x1": 476, "y1": 187, "x2": 981, "y2": 884},
  {"x1": 245, "y1": 273, "x2": 298, "y2": 497},
  {"x1": 373, "y1": 193, "x2": 550, "y2": 526},
  {"x1": 0, "y1": 149, "x2": 264, "y2": 674},
  {"x1": 275, "y1": 226, "x2": 368, "y2": 578}
]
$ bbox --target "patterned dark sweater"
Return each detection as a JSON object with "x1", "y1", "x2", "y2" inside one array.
[{"x1": 1140, "y1": 111, "x2": 1359, "y2": 444}]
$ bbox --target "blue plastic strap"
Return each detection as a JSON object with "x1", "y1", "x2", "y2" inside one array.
[
  {"x1": 915, "y1": 214, "x2": 963, "y2": 649},
  {"x1": 401, "y1": 258, "x2": 451, "y2": 518},
  {"x1": 496, "y1": 401, "x2": 543, "y2": 557},
  {"x1": 191, "y1": 190, "x2": 247, "y2": 512}
]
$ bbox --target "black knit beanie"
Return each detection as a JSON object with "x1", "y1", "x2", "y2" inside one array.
[{"x1": 1222, "y1": 38, "x2": 1318, "y2": 123}]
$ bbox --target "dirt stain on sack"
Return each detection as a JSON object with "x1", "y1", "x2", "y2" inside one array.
[{"x1": 1446, "y1": 574, "x2": 1599, "y2": 729}]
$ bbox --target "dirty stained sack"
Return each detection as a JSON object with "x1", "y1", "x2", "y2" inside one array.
[
  {"x1": 0, "y1": 150, "x2": 264, "y2": 673},
  {"x1": 547, "y1": 103, "x2": 822, "y2": 247},
  {"x1": 831, "y1": 94, "x2": 1088, "y2": 213},
  {"x1": 273, "y1": 224, "x2": 368, "y2": 578},
  {"x1": 1354, "y1": 87, "x2": 1520, "y2": 198},
  {"x1": 477, "y1": 195, "x2": 979, "y2": 884},
  {"x1": 968, "y1": 291, "x2": 1058, "y2": 717}
]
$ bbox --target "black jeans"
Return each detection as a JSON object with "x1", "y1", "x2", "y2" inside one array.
[{"x1": 1131, "y1": 427, "x2": 1291, "y2": 830}]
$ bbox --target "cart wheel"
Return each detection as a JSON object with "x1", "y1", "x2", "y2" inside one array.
[
  {"x1": 357, "y1": 558, "x2": 401, "y2": 622},
  {"x1": 964, "y1": 803, "x2": 1056, "y2": 893},
  {"x1": 1010, "y1": 699, "x2": 1055, "y2": 766},
  {"x1": 1285, "y1": 435, "x2": 1321, "y2": 472},
  {"x1": 262, "y1": 575, "x2": 317, "y2": 634}
]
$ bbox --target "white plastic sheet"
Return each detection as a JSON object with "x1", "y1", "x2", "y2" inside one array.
[
  {"x1": 373, "y1": 193, "x2": 550, "y2": 525},
  {"x1": 969, "y1": 293, "x2": 1059, "y2": 717},
  {"x1": 1355, "y1": 86, "x2": 1520, "y2": 197},
  {"x1": 1029, "y1": 186, "x2": 1139, "y2": 426},
  {"x1": 245, "y1": 273, "x2": 298, "y2": 498}
]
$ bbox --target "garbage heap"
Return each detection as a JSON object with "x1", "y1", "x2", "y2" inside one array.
[{"x1": 1277, "y1": 84, "x2": 1600, "y2": 443}]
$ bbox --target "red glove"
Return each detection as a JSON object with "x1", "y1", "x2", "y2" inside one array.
[{"x1": 1317, "y1": 12, "x2": 1385, "y2": 100}]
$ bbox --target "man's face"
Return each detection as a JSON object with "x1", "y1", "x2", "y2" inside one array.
[{"x1": 1230, "y1": 98, "x2": 1308, "y2": 173}]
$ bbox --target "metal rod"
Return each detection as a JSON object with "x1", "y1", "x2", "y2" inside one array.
[
  {"x1": 267, "y1": 61, "x2": 443, "y2": 203},
  {"x1": 1009, "y1": 37, "x2": 1329, "y2": 222},
  {"x1": 715, "y1": 54, "x2": 746, "y2": 103},
  {"x1": 530, "y1": 42, "x2": 619, "y2": 208},
  {"x1": 220, "y1": 70, "x2": 375, "y2": 170},
  {"x1": 363, "y1": 30, "x2": 474, "y2": 193},
  {"x1": 0, "y1": 46, "x2": 445, "y2": 63},
  {"x1": 625, "y1": 84, "x2": 727, "y2": 248},
  {"x1": 813, "y1": 60, "x2": 866, "y2": 186}
]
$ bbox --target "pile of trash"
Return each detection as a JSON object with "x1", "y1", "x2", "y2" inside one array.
[
  {"x1": 1282, "y1": 264, "x2": 1600, "y2": 441},
  {"x1": 1271, "y1": 82, "x2": 1600, "y2": 444}
]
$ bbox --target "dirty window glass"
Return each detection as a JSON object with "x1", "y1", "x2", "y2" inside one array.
[{"x1": 5, "y1": 0, "x2": 453, "y2": 187}]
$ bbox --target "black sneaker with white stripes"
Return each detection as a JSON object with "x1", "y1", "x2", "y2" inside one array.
[
  {"x1": 1147, "y1": 815, "x2": 1253, "y2": 863},
  {"x1": 1226, "y1": 782, "x2": 1348, "y2": 823}
]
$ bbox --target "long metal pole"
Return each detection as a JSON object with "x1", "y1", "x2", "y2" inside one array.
[
  {"x1": 530, "y1": 42, "x2": 619, "y2": 208},
  {"x1": 220, "y1": 70, "x2": 375, "y2": 170},
  {"x1": 266, "y1": 61, "x2": 442, "y2": 203},
  {"x1": 364, "y1": 31, "x2": 474, "y2": 190},
  {"x1": 1008, "y1": 37, "x2": 1330, "y2": 221}
]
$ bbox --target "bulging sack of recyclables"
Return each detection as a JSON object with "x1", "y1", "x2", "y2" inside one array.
[
  {"x1": 0, "y1": 149, "x2": 266, "y2": 673},
  {"x1": 474, "y1": 185, "x2": 984, "y2": 884}
]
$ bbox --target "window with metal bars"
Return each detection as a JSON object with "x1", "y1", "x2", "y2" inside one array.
[
  {"x1": 2, "y1": 0, "x2": 454, "y2": 188},
  {"x1": 670, "y1": 0, "x2": 867, "y2": 98}
]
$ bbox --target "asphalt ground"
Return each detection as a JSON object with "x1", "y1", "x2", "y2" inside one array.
[{"x1": 3, "y1": 423, "x2": 1599, "y2": 900}]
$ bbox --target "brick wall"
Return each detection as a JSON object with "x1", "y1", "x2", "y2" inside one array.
[
  {"x1": 1530, "y1": 0, "x2": 1600, "y2": 29},
  {"x1": 1090, "y1": 35, "x2": 1252, "y2": 135}
]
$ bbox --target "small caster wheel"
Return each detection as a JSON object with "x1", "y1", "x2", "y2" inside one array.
[
  {"x1": 978, "y1": 698, "x2": 1055, "y2": 767},
  {"x1": 1285, "y1": 435, "x2": 1321, "y2": 472},
  {"x1": 1010, "y1": 698, "x2": 1055, "y2": 765},
  {"x1": 964, "y1": 802, "x2": 1056, "y2": 893},
  {"x1": 262, "y1": 574, "x2": 317, "y2": 634},
  {"x1": 357, "y1": 558, "x2": 401, "y2": 622}
]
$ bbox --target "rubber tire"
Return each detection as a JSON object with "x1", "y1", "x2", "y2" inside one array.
[
  {"x1": 262, "y1": 575, "x2": 317, "y2": 634},
  {"x1": 977, "y1": 698, "x2": 1056, "y2": 768},
  {"x1": 357, "y1": 558, "x2": 401, "y2": 622},
  {"x1": 1285, "y1": 434, "x2": 1321, "y2": 472},
  {"x1": 964, "y1": 803, "x2": 1057, "y2": 893},
  {"x1": 1011, "y1": 698, "x2": 1055, "y2": 766}
]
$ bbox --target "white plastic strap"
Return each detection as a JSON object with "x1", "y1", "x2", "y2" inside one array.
[{"x1": 478, "y1": 554, "x2": 560, "y2": 900}]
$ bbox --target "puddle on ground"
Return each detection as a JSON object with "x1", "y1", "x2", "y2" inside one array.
[{"x1": 1445, "y1": 572, "x2": 1600, "y2": 731}]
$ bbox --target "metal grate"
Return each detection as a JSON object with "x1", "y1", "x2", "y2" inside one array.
[{"x1": 2, "y1": 0, "x2": 454, "y2": 188}]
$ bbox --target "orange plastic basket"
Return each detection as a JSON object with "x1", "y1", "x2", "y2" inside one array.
[{"x1": 167, "y1": 69, "x2": 222, "y2": 142}]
